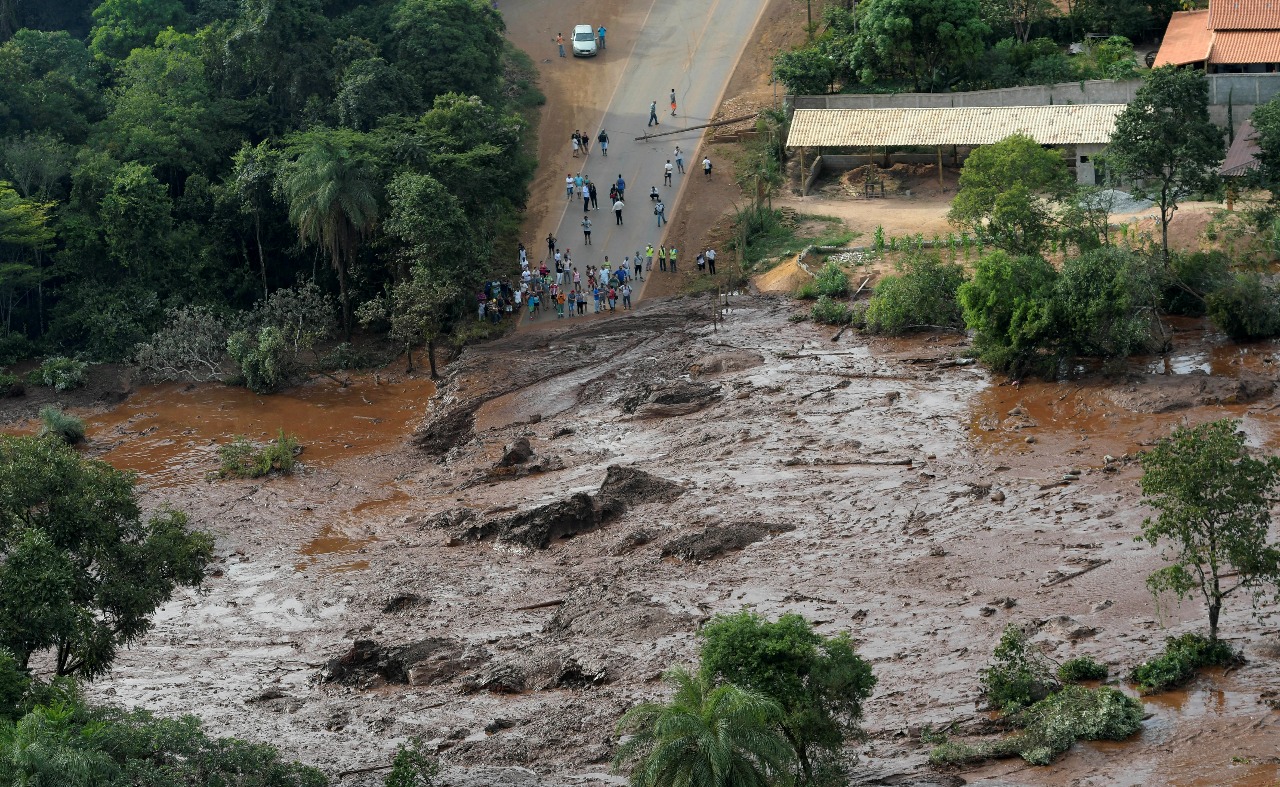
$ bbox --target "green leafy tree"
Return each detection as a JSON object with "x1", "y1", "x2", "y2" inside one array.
[
  {"x1": 335, "y1": 57, "x2": 412, "y2": 131},
  {"x1": 958, "y1": 251, "x2": 1060, "y2": 374},
  {"x1": 949, "y1": 134, "x2": 1072, "y2": 255},
  {"x1": 0, "y1": 435, "x2": 213, "y2": 678},
  {"x1": 851, "y1": 0, "x2": 989, "y2": 91},
  {"x1": 384, "y1": 739, "x2": 439, "y2": 787},
  {"x1": 981, "y1": 0, "x2": 1057, "y2": 43},
  {"x1": 0, "y1": 30, "x2": 104, "y2": 142},
  {"x1": 3, "y1": 133, "x2": 72, "y2": 200},
  {"x1": 384, "y1": 171, "x2": 471, "y2": 281},
  {"x1": 1054, "y1": 246, "x2": 1159, "y2": 359},
  {"x1": 613, "y1": 666, "x2": 794, "y2": 787},
  {"x1": 698, "y1": 611, "x2": 875, "y2": 784},
  {"x1": 227, "y1": 325, "x2": 288, "y2": 393},
  {"x1": 358, "y1": 268, "x2": 457, "y2": 377},
  {"x1": 1108, "y1": 67, "x2": 1223, "y2": 265},
  {"x1": 1205, "y1": 272, "x2": 1280, "y2": 341},
  {"x1": 1138, "y1": 419, "x2": 1280, "y2": 640},
  {"x1": 99, "y1": 161, "x2": 173, "y2": 280},
  {"x1": 864, "y1": 254, "x2": 966, "y2": 335},
  {"x1": 224, "y1": 0, "x2": 333, "y2": 134},
  {"x1": 773, "y1": 46, "x2": 835, "y2": 94},
  {"x1": 390, "y1": 0, "x2": 505, "y2": 106},
  {"x1": 229, "y1": 140, "x2": 281, "y2": 299},
  {"x1": 1249, "y1": 95, "x2": 1280, "y2": 192},
  {"x1": 280, "y1": 130, "x2": 380, "y2": 336},
  {"x1": 0, "y1": 703, "x2": 120, "y2": 786},
  {"x1": 87, "y1": 0, "x2": 186, "y2": 62}
]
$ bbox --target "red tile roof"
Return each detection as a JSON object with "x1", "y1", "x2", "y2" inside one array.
[
  {"x1": 1208, "y1": 0, "x2": 1280, "y2": 30},
  {"x1": 1210, "y1": 29, "x2": 1280, "y2": 61},
  {"x1": 1154, "y1": 10, "x2": 1213, "y2": 66},
  {"x1": 1220, "y1": 119, "x2": 1261, "y2": 176}
]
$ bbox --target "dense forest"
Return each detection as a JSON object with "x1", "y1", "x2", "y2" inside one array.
[{"x1": 0, "y1": 0, "x2": 539, "y2": 370}]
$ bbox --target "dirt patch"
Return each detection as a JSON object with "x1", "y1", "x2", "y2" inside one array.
[{"x1": 753, "y1": 254, "x2": 813, "y2": 294}]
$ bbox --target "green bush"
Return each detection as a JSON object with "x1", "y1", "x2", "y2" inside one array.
[
  {"x1": 864, "y1": 253, "x2": 965, "y2": 335},
  {"x1": 1205, "y1": 273, "x2": 1280, "y2": 341},
  {"x1": 1162, "y1": 251, "x2": 1229, "y2": 317},
  {"x1": 811, "y1": 295, "x2": 853, "y2": 325},
  {"x1": 814, "y1": 261, "x2": 850, "y2": 297},
  {"x1": 1057, "y1": 656, "x2": 1109, "y2": 684},
  {"x1": 1055, "y1": 247, "x2": 1161, "y2": 359},
  {"x1": 217, "y1": 430, "x2": 300, "y2": 479},
  {"x1": 958, "y1": 251, "x2": 1060, "y2": 376},
  {"x1": 37, "y1": 406, "x2": 86, "y2": 445},
  {"x1": 27, "y1": 356, "x2": 88, "y2": 391},
  {"x1": 981, "y1": 625, "x2": 1059, "y2": 712},
  {"x1": 1130, "y1": 633, "x2": 1240, "y2": 694},
  {"x1": 227, "y1": 327, "x2": 289, "y2": 394},
  {"x1": 0, "y1": 372, "x2": 23, "y2": 398},
  {"x1": 930, "y1": 685, "x2": 1143, "y2": 767}
]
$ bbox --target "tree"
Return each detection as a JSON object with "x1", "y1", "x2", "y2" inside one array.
[
  {"x1": 383, "y1": 172, "x2": 471, "y2": 281},
  {"x1": 358, "y1": 267, "x2": 457, "y2": 377},
  {"x1": 1054, "y1": 246, "x2": 1160, "y2": 359},
  {"x1": 698, "y1": 611, "x2": 876, "y2": 784},
  {"x1": 851, "y1": 0, "x2": 989, "y2": 91},
  {"x1": 390, "y1": 0, "x2": 505, "y2": 106},
  {"x1": 87, "y1": 0, "x2": 186, "y2": 62},
  {"x1": 1138, "y1": 419, "x2": 1280, "y2": 640},
  {"x1": 613, "y1": 666, "x2": 793, "y2": 787},
  {"x1": 134, "y1": 305, "x2": 230, "y2": 382},
  {"x1": 280, "y1": 130, "x2": 379, "y2": 336},
  {"x1": 229, "y1": 140, "x2": 280, "y2": 299},
  {"x1": 0, "y1": 435, "x2": 213, "y2": 678},
  {"x1": 1108, "y1": 67, "x2": 1223, "y2": 265},
  {"x1": 335, "y1": 57, "x2": 412, "y2": 131},
  {"x1": 981, "y1": 0, "x2": 1056, "y2": 43},
  {"x1": 864, "y1": 254, "x2": 966, "y2": 335},
  {"x1": 1249, "y1": 95, "x2": 1280, "y2": 192},
  {"x1": 773, "y1": 46, "x2": 835, "y2": 95},
  {"x1": 949, "y1": 134, "x2": 1073, "y2": 255},
  {"x1": 958, "y1": 251, "x2": 1060, "y2": 374},
  {"x1": 0, "y1": 703, "x2": 119, "y2": 786}
]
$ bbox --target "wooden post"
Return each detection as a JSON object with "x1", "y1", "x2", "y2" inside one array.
[
  {"x1": 799, "y1": 147, "x2": 807, "y2": 197},
  {"x1": 937, "y1": 146, "x2": 943, "y2": 191}
]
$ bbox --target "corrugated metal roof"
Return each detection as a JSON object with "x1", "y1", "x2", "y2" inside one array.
[
  {"x1": 1154, "y1": 10, "x2": 1212, "y2": 66},
  {"x1": 1221, "y1": 119, "x2": 1261, "y2": 176},
  {"x1": 786, "y1": 105, "x2": 1125, "y2": 148},
  {"x1": 1210, "y1": 29, "x2": 1280, "y2": 62},
  {"x1": 1208, "y1": 0, "x2": 1280, "y2": 30}
]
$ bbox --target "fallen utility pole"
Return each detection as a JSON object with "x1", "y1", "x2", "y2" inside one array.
[{"x1": 634, "y1": 112, "x2": 759, "y2": 141}]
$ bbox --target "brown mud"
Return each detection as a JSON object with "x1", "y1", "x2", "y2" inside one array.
[{"x1": 32, "y1": 292, "x2": 1272, "y2": 787}]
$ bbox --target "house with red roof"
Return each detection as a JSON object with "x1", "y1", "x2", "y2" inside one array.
[{"x1": 1155, "y1": 0, "x2": 1280, "y2": 72}]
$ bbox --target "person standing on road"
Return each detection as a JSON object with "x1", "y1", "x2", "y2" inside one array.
[
  {"x1": 634, "y1": 249, "x2": 643, "y2": 281},
  {"x1": 648, "y1": 100, "x2": 660, "y2": 127},
  {"x1": 546, "y1": 233, "x2": 556, "y2": 257},
  {"x1": 598, "y1": 128, "x2": 609, "y2": 156},
  {"x1": 565, "y1": 173, "x2": 573, "y2": 199},
  {"x1": 557, "y1": 32, "x2": 565, "y2": 57},
  {"x1": 571, "y1": 131, "x2": 580, "y2": 157},
  {"x1": 577, "y1": 288, "x2": 586, "y2": 315},
  {"x1": 621, "y1": 282, "x2": 633, "y2": 310},
  {"x1": 580, "y1": 132, "x2": 589, "y2": 154},
  {"x1": 654, "y1": 200, "x2": 666, "y2": 226},
  {"x1": 589, "y1": 181, "x2": 599, "y2": 210},
  {"x1": 670, "y1": 88, "x2": 677, "y2": 116},
  {"x1": 669, "y1": 247, "x2": 678, "y2": 272},
  {"x1": 674, "y1": 146, "x2": 685, "y2": 174},
  {"x1": 703, "y1": 157, "x2": 713, "y2": 178},
  {"x1": 613, "y1": 197, "x2": 625, "y2": 225},
  {"x1": 664, "y1": 160, "x2": 673, "y2": 186},
  {"x1": 658, "y1": 245, "x2": 668, "y2": 272},
  {"x1": 615, "y1": 175, "x2": 626, "y2": 199},
  {"x1": 597, "y1": 25, "x2": 606, "y2": 50},
  {"x1": 707, "y1": 248, "x2": 717, "y2": 275},
  {"x1": 581, "y1": 216, "x2": 592, "y2": 244},
  {"x1": 645, "y1": 244, "x2": 655, "y2": 272}
]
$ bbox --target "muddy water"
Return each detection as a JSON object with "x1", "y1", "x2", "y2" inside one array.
[{"x1": 84, "y1": 374, "x2": 435, "y2": 487}]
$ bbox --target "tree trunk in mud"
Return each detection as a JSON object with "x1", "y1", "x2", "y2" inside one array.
[
  {"x1": 1209, "y1": 602, "x2": 1220, "y2": 640},
  {"x1": 404, "y1": 345, "x2": 415, "y2": 374},
  {"x1": 426, "y1": 340, "x2": 439, "y2": 378}
]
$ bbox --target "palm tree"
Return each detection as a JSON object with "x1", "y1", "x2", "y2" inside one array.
[
  {"x1": 613, "y1": 667, "x2": 793, "y2": 787},
  {"x1": 281, "y1": 132, "x2": 378, "y2": 337}
]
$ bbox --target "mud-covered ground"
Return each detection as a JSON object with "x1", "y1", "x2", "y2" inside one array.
[{"x1": 65, "y1": 293, "x2": 1280, "y2": 786}]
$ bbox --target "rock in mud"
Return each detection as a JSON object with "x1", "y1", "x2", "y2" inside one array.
[
  {"x1": 617, "y1": 379, "x2": 723, "y2": 417},
  {"x1": 660, "y1": 521, "x2": 796, "y2": 562},
  {"x1": 464, "y1": 648, "x2": 610, "y2": 693},
  {"x1": 414, "y1": 401, "x2": 481, "y2": 455},
  {"x1": 547, "y1": 582, "x2": 695, "y2": 642},
  {"x1": 381, "y1": 592, "x2": 426, "y2": 614},
  {"x1": 456, "y1": 466, "x2": 686, "y2": 549},
  {"x1": 690, "y1": 350, "x2": 764, "y2": 376},
  {"x1": 500, "y1": 437, "x2": 535, "y2": 466},
  {"x1": 320, "y1": 637, "x2": 485, "y2": 687}
]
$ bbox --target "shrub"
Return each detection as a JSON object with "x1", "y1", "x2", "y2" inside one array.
[
  {"x1": 864, "y1": 254, "x2": 965, "y2": 334},
  {"x1": 135, "y1": 305, "x2": 230, "y2": 383},
  {"x1": 0, "y1": 373, "x2": 23, "y2": 398},
  {"x1": 814, "y1": 261, "x2": 850, "y2": 297},
  {"x1": 38, "y1": 406, "x2": 86, "y2": 445},
  {"x1": 1057, "y1": 656, "x2": 1109, "y2": 684},
  {"x1": 1205, "y1": 272, "x2": 1280, "y2": 341},
  {"x1": 217, "y1": 431, "x2": 300, "y2": 479},
  {"x1": 227, "y1": 327, "x2": 289, "y2": 394},
  {"x1": 1054, "y1": 247, "x2": 1161, "y2": 359},
  {"x1": 981, "y1": 625, "x2": 1060, "y2": 712},
  {"x1": 811, "y1": 295, "x2": 853, "y2": 325},
  {"x1": 27, "y1": 356, "x2": 88, "y2": 391},
  {"x1": 1130, "y1": 633, "x2": 1241, "y2": 694},
  {"x1": 930, "y1": 685, "x2": 1143, "y2": 767},
  {"x1": 958, "y1": 251, "x2": 1060, "y2": 376},
  {"x1": 1162, "y1": 251, "x2": 1230, "y2": 317}
]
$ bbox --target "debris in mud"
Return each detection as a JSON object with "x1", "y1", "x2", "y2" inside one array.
[
  {"x1": 453, "y1": 466, "x2": 686, "y2": 549},
  {"x1": 464, "y1": 649, "x2": 611, "y2": 693},
  {"x1": 1112, "y1": 372, "x2": 1275, "y2": 413},
  {"x1": 414, "y1": 400, "x2": 481, "y2": 455},
  {"x1": 661, "y1": 521, "x2": 797, "y2": 562},
  {"x1": 689, "y1": 350, "x2": 764, "y2": 376},
  {"x1": 382, "y1": 593, "x2": 426, "y2": 614},
  {"x1": 500, "y1": 437, "x2": 535, "y2": 466},
  {"x1": 617, "y1": 379, "x2": 723, "y2": 417},
  {"x1": 1038, "y1": 615, "x2": 1098, "y2": 642},
  {"x1": 611, "y1": 529, "x2": 655, "y2": 555},
  {"x1": 547, "y1": 582, "x2": 695, "y2": 641},
  {"x1": 319, "y1": 638, "x2": 486, "y2": 688}
]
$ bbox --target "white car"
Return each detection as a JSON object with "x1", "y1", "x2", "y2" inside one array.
[{"x1": 572, "y1": 25, "x2": 597, "y2": 57}]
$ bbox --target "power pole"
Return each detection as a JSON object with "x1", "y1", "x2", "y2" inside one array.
[{"x1": 807, "y1": 0, "x2": 813, "y2": 40}]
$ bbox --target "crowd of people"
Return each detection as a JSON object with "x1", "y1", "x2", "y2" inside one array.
[{"x1": 475, "y1": 110, "x2": 721, "y2": 325}]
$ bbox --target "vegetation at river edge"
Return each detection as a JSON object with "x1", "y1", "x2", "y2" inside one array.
[{"x1": 0, "y1": 0, "x2": 540, "y2": 382}]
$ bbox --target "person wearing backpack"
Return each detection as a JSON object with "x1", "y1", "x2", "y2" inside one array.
[{"x1": 597, "y1": 129, "x2": 609, "y2": 156}]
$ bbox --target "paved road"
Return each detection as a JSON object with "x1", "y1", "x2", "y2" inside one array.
[{"x1": 524, "y1": 0, "x2": 769, "y2": 302}]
